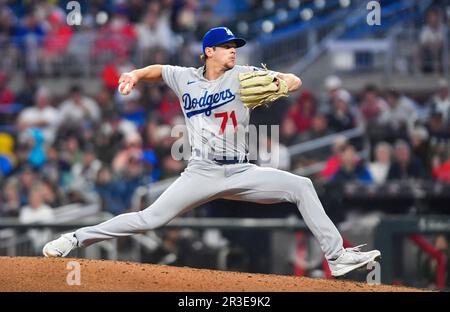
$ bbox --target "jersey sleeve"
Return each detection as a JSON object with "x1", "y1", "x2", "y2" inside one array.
[{"x1": 162, "y1": 65, "x2": 186, "y2": 97}]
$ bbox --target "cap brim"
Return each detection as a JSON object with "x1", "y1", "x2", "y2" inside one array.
[{"x1": 214, "y1": 37, "x2": 246, "y2": 48}]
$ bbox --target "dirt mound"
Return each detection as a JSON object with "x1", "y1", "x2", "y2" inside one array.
[{"x1": 0, "y1": 257, "x2": 423, "y2": 292}]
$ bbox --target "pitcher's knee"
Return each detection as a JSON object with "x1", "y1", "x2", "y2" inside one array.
[
  {"x1": 290, "y1": 176, "x2": 315, "y2": 199},
  {"x1": 298, "y1": 176, "x2": 314, "y2": 189}
]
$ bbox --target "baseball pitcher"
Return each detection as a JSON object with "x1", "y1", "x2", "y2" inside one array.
[{"x1": 43, "y1": 27, "x2": 380, "y2": 277}]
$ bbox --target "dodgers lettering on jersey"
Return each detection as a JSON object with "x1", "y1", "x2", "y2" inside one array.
[
  {"x1": 162, "y1": 64, "x2": 278, "y2": 160},
  {"x1": 182, "y1": 89, "x2": 235, "y2": 118}
]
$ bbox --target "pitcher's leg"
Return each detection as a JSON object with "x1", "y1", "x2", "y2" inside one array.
[
  {"x1": 75, "y1": 167, "x2": 222, "y2": 247},
  {"x1": 224, "y1": 165, "x2": 343, "y2": 260}
]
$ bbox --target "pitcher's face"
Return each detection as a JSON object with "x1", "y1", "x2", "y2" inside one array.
[{"x1": 207, "y1": 42, "x2": 237, "y2": 70}]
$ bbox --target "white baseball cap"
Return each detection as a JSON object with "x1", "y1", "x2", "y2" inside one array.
[
  {"x1": 336, "y1": 89, "x2": 351, "y2": 103},
  {"x1": 324, "y1": 75, "x2": 342, "y2": 90}
]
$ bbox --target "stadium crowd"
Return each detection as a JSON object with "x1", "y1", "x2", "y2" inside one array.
[{"x1": 0, "y1": 1, "x2": 449, "y2": 225}]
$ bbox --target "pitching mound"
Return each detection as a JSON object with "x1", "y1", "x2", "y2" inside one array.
[{"x1": 0, "y1": 257, "x2": 423, "y2": 292}]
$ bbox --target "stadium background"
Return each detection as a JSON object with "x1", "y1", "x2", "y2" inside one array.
[{"x1": 0, "y1": 0, "x2": 449, "y2": 290}]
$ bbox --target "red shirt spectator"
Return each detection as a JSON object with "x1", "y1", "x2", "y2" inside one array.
[
  {"x1": 433, "y1": 158, "x2": 450, "y2": 184},
  {"x1": 43, "y1": 11, "x2": 73, "y2": 56},
  {"x1": 286, "y1": 90, "x2": 317, "y2": 134},
  {"x1": 0, "y1": 72, "x2": 15, "y2": 105},
  {"x1": 101, "y1": 63, "x2": 120, "y2": 91},
  {"x1": 320, "y1": 137, "x2": 348, "y2": 180},
  {"x1": 92, "y1": 12, "x2": 137, "y2": 60},
  {"x1": 158, "y1": 89, "x2": 181, "y2": 125}
]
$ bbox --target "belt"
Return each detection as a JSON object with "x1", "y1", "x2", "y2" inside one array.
[
  {"x1": 192, "y1": 149, "x2": 248, "y2": 165},
  {"x1": 212, "y1": 156, "x2": 249, "y2": 165}
]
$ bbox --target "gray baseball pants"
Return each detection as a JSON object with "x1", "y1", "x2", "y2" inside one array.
[{"x1": 75, "y1": 160, "x2": 344, "y2": 260}]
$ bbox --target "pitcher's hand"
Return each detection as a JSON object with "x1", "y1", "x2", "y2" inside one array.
[{"x1": 118, "y1": 72, "x2": 138, "y2": 95}]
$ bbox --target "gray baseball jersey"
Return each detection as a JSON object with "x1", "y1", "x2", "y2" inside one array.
[
  {"x1": 162, "y1": 65, "x2": 272, "y2": 160},
  {"x1": 74, "y1": 64, "x2": 345, "y2": 261}
]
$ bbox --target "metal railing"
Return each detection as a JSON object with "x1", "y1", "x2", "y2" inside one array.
[{"x1": 287, "y1": 126, "x2": 364, "y2": 156}]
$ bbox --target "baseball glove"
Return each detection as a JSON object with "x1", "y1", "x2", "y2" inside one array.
[{"x1": 238, "y1": 65, "x2": 288, "y2": 109}]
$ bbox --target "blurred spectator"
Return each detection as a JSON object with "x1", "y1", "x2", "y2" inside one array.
[
  {"x1": 327, "y1": 89, "x2": 357, "y2": 132},
  {"x1": 0, "y1": 6, "x2": 16, "y2": 38},
  {"x1": 321, "y1": 75, "x2": 353, "y2": 116},
  {"x1": 93, "y1": 6, "x2": 136, "y2": 61},
  {"x1": 40, "y1": 145, "x2": 71, "y2": 189},
  {"x1": 299, "y1": 113, "x2": 332, "y2": 142},
  {"x1": 59, "y1": 135, "x2": 83, "y2": 171},
  {"x1": 427, "y1": 111, "x2": 449, "y2": 146},
  {"x1": 112, "y1": 132, "x2": 143, "y2": 174},
  {"x1": 141, "y1": 149, "x2": 159, "y2": 181},
  {"x1": 428, "y1": 79, "x2": 450, "y2": 124},
  {"x1": 331, "y1": 144, "x2": 373, "y2": 185},
  {"x1": 93, "y1": 88, "x2": 114, "y2": 123},
  {"x1": 13, "y1": 12, "x2": 45, "y2": 73},
  {"x1": 119, "y1": 89, "x2": 146, "y2": 129},
  {"x1": 432, "y1": 156, "x2": 450, "y2": 184},
  {"x1": 95, "y1": 165, "x2": 118, "y2": 213},
  {"x1": 19, "y1": 182, "x2": 55, "y2": 253},
  {"x1": 143, "y1": 116, "x2": 162, "y2": 149},
  {"x1": 96, "y1": 157, "x2": 148, "y2": 215},
  {"x1": 16, "y1": 86, "x2": 61, "y2": 144},
  {"x1": 0, "y1": 42, "x2": 20, "y2": 76},
  {"x1": 15, "y1": 72, "x2": 39, "y2": 107},
  {"x1": 195, "y1": 5, "x2": 221, "y2": 40},
  {"x1": 0, "y1": 153, "x2": 13, "y2": 178},
  {"x1": 368, "y1": 142, "x2": 392, "y2": 185},
  {"x1": 40, "y1": 177, "x2": 63, "y2": 207},
  {"x1": 387, "y1": 140, "x2": 427, "y2": 180},
  {"x1": 18, "y1": 128, "x2": 47, "y2": 169},
  {"x1": 19, "y1": 182, "x2": 55, "y2": 224},
  {"x1": 59, "y1": 85, "x2": 101, "y2": 128},
  {"x1": 136, "y1": 2, "x2": 175, "y2": 63},
  {"x1": 127, "y1": 0, "x2": 147, "y2": 23},
  {"x1": 280, "y1": 117, "x2": 301, "y2": 146},
  {"x1": 298, "y1": 113, "x2": 332, "y2": 166},
  {"x1": 385, "y1": 90, "x2": 419, "y2": 139},
  {"x1": 143, "y1": 85, "x2": 164, "y2": 110},
  {"x1": 416, "y1": 8, "x2": 444, "y2": 74},
  {"x1": 409, "y1": 126, "x2": 432, "y2": 171},
  {"x1": 40, "y1": 10, "x2": 73, "y2": 76},
  {"x1": 0, "y1": 132, "x2": 16, "y2": 177},
  {"x1": 96, "y1": 112, "x2": 136, "y2": 164},
  {"x1": 359, "y1": 85, "x2": 390, "y2": 144},
  {"x1": 0, "y1": 177, "x2": 21, "y2": 217},
  {"x1": 17, "y1": 165, "x2": 38, "y2": 206},
  {"x1": 158, "y1": 87, "x2": 182, "y2": 126},
  {"x1": 154, "y1": 125, "x2": 185, "y2": 179},
  {"x1": 101, "y1": 53, "x2": 135, "y2": 93},
  {"x1": 175, "y1": 0, "x2": 199, "y2": 34},
  {"x1": 70, "y1": 144, "x2": 102, "y2": 203},
  {"x1": 0, "y1": 71, "x2": 15, "y2": 105},
  {"x1": 359, "y1": 85, "x2": 390, "y2": 126},
  {"x1": 319, "y1": 136, "x2": 348, "y2": 181},
  {"x1": 13, "y1": 12, "x2": 45, "y2": 48},
  {"x1": 285, "y1": 90, "x2": 317, "y2": 135}
]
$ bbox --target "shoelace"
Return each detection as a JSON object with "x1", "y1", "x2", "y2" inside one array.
[{"x1": 345, "y1": 244, "x2": 367, "y2": 253}]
